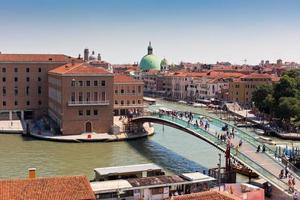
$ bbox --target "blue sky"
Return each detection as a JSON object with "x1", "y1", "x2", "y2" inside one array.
[{"x1": 1, "y1": 0, "x2": 300, "y2": 64}]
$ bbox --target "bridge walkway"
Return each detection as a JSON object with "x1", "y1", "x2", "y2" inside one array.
[{"x1": 132, "y1": 113, "x2": 299, "y2": 195}]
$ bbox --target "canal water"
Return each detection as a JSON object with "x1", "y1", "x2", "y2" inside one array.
[{"x1": 0, "y1": 99, "x2": 295, "y2": 180}]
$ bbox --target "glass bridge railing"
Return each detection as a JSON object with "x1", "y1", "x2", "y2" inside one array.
[{"x1": 146, "y1": 112, "x2": 290, "y2": 192}]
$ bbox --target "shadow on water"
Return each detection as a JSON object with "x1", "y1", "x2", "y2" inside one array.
[{"x1": 127, "y1": 137, "x2": 207, "y2": 174}]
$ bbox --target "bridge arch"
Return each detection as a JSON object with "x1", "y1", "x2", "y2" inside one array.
[{"x1": 131, "y1": 116, "x2": 225, "y2": 153}]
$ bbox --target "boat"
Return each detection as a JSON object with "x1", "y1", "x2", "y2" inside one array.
[
  {"x1": 178, "y1": 100, "x2": 187, "y2": 104},
  {"x1": 143, "y1": 97, "x2": 156, "y2": 105},
  {"x1": 193, "y1": 103, "x2": 207, "y2": 108},
  {"x1": 232, "y1": 163, "x2": 259, "y2": 178},
  {"x1": 255, "y1": 129, "x2": 265, "y2": 135},
  {"x1": 256, "y1": 136, "x2": 276, "y2": 145}
]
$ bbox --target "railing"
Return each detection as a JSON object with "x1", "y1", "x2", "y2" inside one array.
[
  {"x1": 68, "y1": 100, "x2": 109, "y2": 106},
  {"x1": 114, "y1": 104, "x2": 144, "y2": 108},
  {"x1": 137, "y1": 113, "x2": 290, "y2": 192}
]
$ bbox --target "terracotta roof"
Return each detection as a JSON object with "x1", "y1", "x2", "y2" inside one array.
[
  {"x1": 0, "y1": 176, "x2": 95, "y2": 200},
  {"x1": 172, "y1": 191, "x2": 240, "y2": 200},
  {"x1": 240, "y1": 73, "x2": 273, "y2": 79},
  {"x1": 0, "y1": 54, "x2": 77, "y2": 62},
  {"x1": 49, "y1": 63, "x2": 111, "y2": 75},
  {"x1": 114, "y1": 75, "x2": 143, "y2": 84}
]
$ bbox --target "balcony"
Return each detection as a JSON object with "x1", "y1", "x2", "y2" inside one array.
[{"x1": 68, "y1": 100, "x2": 109, "y2": 106}]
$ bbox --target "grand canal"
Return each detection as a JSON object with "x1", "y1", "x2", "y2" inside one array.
[{"x1": 0, "y1": 99, "x2": 296, "y2": 180}]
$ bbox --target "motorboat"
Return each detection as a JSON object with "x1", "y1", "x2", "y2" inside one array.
[
  {"x1": 178, "y1": 100, "x2": 187, "y2": 104},
  {"x1": 255, "y1": 129, "x2": 265, "y2": 135},
  {"x1": 193, "y1": 103, "x2": 207, "y2": 108},
  {"x1": 256, "y1": 136, "x2": 276, "y2": 145}
]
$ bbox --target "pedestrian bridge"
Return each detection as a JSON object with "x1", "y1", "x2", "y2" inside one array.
[{"x1": 131, "y1": 112, "x2": 300, "y2": 195}]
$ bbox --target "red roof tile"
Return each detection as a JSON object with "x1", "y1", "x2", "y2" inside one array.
[
  {"x1": 114, "y1": 75, "x2": 143, "y2": 83},
  {"x1": 0, "y1": 176, "x2": 95, "y2": 200},
  {"x1": 0, "y1": 54, "x2": 77, "y2": 62},
  {"x1": 49, "y1": 63, "x2": 111, "y2": 75}
]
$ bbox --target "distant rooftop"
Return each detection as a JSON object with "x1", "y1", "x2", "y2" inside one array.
[
  {"x1": 94, "y1": 163, "x2": 162, "y2": 176},
  {"x1": 0, "y1": 53, "x2": 77, "y2": 62}
]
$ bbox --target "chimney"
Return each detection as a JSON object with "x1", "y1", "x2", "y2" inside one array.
[
  {"x1": 71, "y1": 59, "x2": 75, "y2": 66},
  {"x1": 28, "y1": 168, "x2": 36, "y2": 179}
]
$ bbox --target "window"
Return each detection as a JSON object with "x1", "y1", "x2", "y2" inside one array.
[
  {"x1": 86, "y1": 110, "x2": 90, "y2": 116},
  {"x1": 121, "y1": 89, "x2": 124, "y2": 94},
  {"x1": 2, "y1": 87, "x2": 6, "y2": 96},
  {"x1": 14, "y1": 87, "x2": 18, "y2": 96},
  {"x1": 101, "y1": 80, "x2": 106, "y2": 86},
  {"x1": 115, "y1": 100, "x2": 118, "y2": 104},
  {"x1": 121, "y1": 100, "x2": 124, "y2": 105},
  {"x1": 94, "y1": 92, "x2": 98, "y2": 101},
  {"x1": 26, "y1": 68, "x2": 30, "y2": 73},
  {"x1": 127, "y1": 100, "x2": 130, "y2": 105},
  {"x1": 38, "y1": 68, "x2": 42, "y2": 72},
  {"x1": 86, "y1": 81, "x2": 90, "y2": 86},
  {"x1": 78, "y1": 110, "x2": 83, "y2": 116},
  {"x1": 151, "y1": 188, "x2": 164, "y2": 195},
  {"x1": 236, "y1": 92, "x2": 238, "y2": 95},
  {"x1": 26, "y1": 77, "x2": 30, "y2": 82},
  {"x1": 79, "y1": 92, "x2": 83, "y2": 101},
  {"x1": 14, "y1": 68, "x2": 18, "y2": 72},
  {"x1": 14, "y1": 101, "x2": 18, "y2": 106},
  {"x1": 86, "y1": 92, "x2": 90, "y2": 101},
  {"x1": 115, "y1": 90, "x2": 118, "y2": 94},
  {"x1": 138, "y1": 86, "x2": 141, "y2": 93},
  {"x1": 38, "y1": 86, "x2": 42, "y2": 95},
  {"x1": 79, "y1": 81, "x2": 83, "y2": 86},
  {"x1": 26, "y1": 86, "x2": 29, "y2": 95},
  {"x1": 38, "y1": 77, "x2": 41, "y2": 82},
  {"x1": 2, "y1": 101, "x2": 6, "y2": 106},
  {"x1": 26, "y1": 101, "x2": 30, "y2": 106},
  {"x1": 14, "y1": 77, "x2": 18, "y2": 82},
  {"x1": 101, "y1": 92, "x2": 106, "y2": 101},
  {"x1": 132, "y1": 100, "x2": 135, "y2": 104},
  {"x1": 94, "y1": 110, "x2": 98, "y2": 115},
  {"x1": 138, "y1": 100, "x2": 141, "y2": 104},
  {"x1": 132, "y1": 89, "x2": 135, "y2": 94},
  {"x1": 71, "y1": 80, "x2": 76, "y2": 87},
  {"x1": 2, "y1": 68, "x2": 6, "y2": 73},
  {"x1": 94, "y1": 80, "x2": 98, "y2": 86},
  {"x1": 2, "y1": 77, "x2": 6, "y2": 82},
  {"x1": 38, "y1": 100, "x2": 42, "y2": 105}
]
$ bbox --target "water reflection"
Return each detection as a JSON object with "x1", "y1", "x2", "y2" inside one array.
[{"x1": 127, "y1": 137, "x2": 207, "y2": 174}]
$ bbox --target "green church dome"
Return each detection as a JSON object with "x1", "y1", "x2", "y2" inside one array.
[
  {"x1": 139, "y1": 41, "x2": 161, "y2": 71},
  {"x1": 140, "y1": 54, "x2": 161, "y2": 71}
]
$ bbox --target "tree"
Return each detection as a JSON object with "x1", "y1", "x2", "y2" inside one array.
[
  {"x1": 273, "y1": 75, "x2": 297, "y2": 102},
  {"x1": 252, "y1": 84, "x2": 273, "y2": 113},
  {"x1": 275, "y1": 97, "x2": 300, "y2": 121}
]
